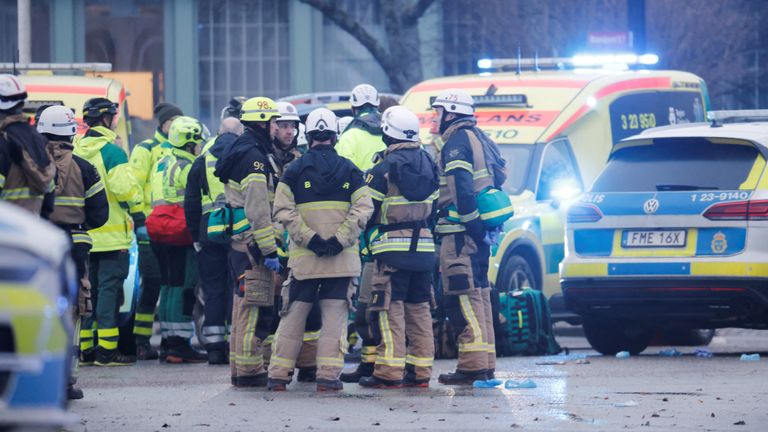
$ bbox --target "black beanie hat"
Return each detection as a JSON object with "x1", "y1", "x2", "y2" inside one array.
[{"x1": 154, "y1": 102, "x2": 184, "y2": 125}]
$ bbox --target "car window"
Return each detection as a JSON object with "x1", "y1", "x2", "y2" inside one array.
[
  {"x1": 498, "y1": 144, "x2": 534, "y2": 195},
  {"x1": 591, "y1": 138, "x2": 762, "y2": 192},
  {"x1": 536, "y1": 139, "x2": 582, "y2": 201}
]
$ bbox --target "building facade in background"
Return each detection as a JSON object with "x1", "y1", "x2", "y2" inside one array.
[{"x1": 2, "y1": 0, "x2": 765, "y2": 134}]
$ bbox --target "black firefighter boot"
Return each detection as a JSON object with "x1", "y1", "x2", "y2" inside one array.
[
  {"x1": 438, "y1": 369, "x2": 489, "y2": 385},
  {"x1": 340, "y1": 361, "x2": 374, "y2": 383},
  {"x1": 165, "y1": 336, "x2": 206, "y2": 364}
]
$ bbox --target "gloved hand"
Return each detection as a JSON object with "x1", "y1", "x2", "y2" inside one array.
[
  {"x1": 264, "y1": 256, "x2": 282, "y2": 273},
  {"x1": 484, "y1": 227, "x2": 501, "y2": 246},
  {"x1": 307, "y1": 234, "x2": 327, "y2": 257},
  {"x1": 193, "y1": 242, "x2": 202, "y2": 253},
  {"x1": 325, "y1": 236, "x2": 344, "y2": 256},
  {"x1": 136, "y1": 225, "x2": 150, "y2": 242}
]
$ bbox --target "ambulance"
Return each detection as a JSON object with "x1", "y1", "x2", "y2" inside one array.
[{"x1": 400, "y1": 60, "x2": 709, "y2": 319}]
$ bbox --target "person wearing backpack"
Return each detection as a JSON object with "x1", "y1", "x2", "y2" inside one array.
[
  {"x1": 356, "y1": 106, "x2": 439, "y2": 389},
  {"x1": 146, "y1": 116, "x2": 207, "y2": 364},
  {"x1": 183, "y1": 117, "x2": 242, "y2": 364},
  {"x1": 432, "y1": 89, "x2": 508, "y2": 385},
  {"x1": 37, "y1": 104, "x2": 109, "y2": 399},
  {"x1": 0, "y1": 74, "x2": 56, "y2": 217},
  {"x1": 267, "y1": 108, "x2": 373, "y2": 392}
]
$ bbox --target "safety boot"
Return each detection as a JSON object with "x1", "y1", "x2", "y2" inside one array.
[
  {"x1": 67, "y1": 385, "x2": 84, "y2": 400},
  {"x1": 267, "y1": 378, "x2": 290, "y2": 391},
  {"x1": 136, "y1": 340, "x2": 159, "y2": 361},
  {"x1": 438, "y1": 370, "x2": 488, "y2": 385},
  {"x1": 486, "y1": 369, "x2": 496, "y2": 380},
  {"x1": 297, "y1": 366, "x2": 317, "y2": 382},
  {"x1": 340, "y1": 362, "x2": 373, "y2": 383},
  {"x1": 79, "y1": 349, "x2": 96, "y2": 367},
  {"x1": 359, "y1": 375, "x2": 403, "y2": 389},
  {"x1": 234, "y1": 373, "x2": 268, "y2": 388},
  {"x1": 207, "y1": 349, "x2": 229, "y2": 365},
  {"x1": 316, "y1": 379, "x2": 343, "y2": 392},
  {"x1": 94, "y1": 348, "x2": 136, "y2": 367},
  {"x1": 158, "y1": 338, "x2": 168, "y2": 362},
  {"x1": 165, "y1": 337, "x2": 206, "y2": 364},
  {"x1": 403, "y1": 365, "x2": 430, "y2": 388}
]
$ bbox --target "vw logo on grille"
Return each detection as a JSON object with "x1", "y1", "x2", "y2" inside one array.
[{"x1": 643, "y1": 199, "x2": 660, "y2": 214}]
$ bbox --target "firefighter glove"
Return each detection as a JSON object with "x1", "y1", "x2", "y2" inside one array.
[{"x1": 307, "y1": 234, "x2": 328, "y2": 257}]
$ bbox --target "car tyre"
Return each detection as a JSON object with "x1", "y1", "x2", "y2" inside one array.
[
  {"x1": 499, "y1": 255, "x2": 537, "y2": 293},
  {"x1": 583, "y1": 318, "x2": 651, "y2": 355}
]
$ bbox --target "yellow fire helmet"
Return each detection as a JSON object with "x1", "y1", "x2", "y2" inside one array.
[
  {"x1": 240, "y1": 96, "x2": 281, "y2": 122},
  {"x1": 169, "y1": 116, "x2": 205, "y2": 148}
]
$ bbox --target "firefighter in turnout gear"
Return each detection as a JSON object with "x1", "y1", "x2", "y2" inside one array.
[
  {"x1": 0, "y1": 74, "x2": 56, "y2": 217},
  {"x1": 263, "y1": 101, "x2": 321, "y2": 382},
  {"x1": 358, "y1": 106, "x2": 438, "y2": 389},
  {"x1": 74, "y1": 97, "x2": 143, "y2": 367},
  {"x1": 146, "y1": 116, "x2": 207, "y2": 364},
  {"x1": 334, "y1": 84, "x2": 384, "y2": 171},
  {"x1": 214, "y1": 96, "x2": 282, "y2": 387},
  {"x1": 130, "y1": 102, "x2": 184, "y2": 360},
  {"x1": 184, "y1": 117, "x2": 243, "y2": 364},
  {"x1": 268, "y1": 108, "x2": 373, "y2": 392},
  {"x1": 432, "y1": 89, "x2": 497, "y2": 385},
  {"x1": 37, "y1": 105, "x2": 109, "y2": 399}
]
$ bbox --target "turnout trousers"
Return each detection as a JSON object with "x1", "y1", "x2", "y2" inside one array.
[
  {"x1": 439, "y1": 232, "x2": 495, "y2": 373},
  {"x1": 268, "y1": 277, "x2": 350, "y2": 382},
  {"x1": 228, "y1": 249, "x2": 274, "y2": 378},
  {"x1": 369, "y1": 262, "x2": 435, "y2": 382}
]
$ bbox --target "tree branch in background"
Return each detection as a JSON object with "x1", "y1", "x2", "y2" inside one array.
[
  {"x1": 298, "y1": 0, "x2": 394, "y2": 73},
  {"x1": 403, "y1": 0, "x2": 438, "y2": 26}
]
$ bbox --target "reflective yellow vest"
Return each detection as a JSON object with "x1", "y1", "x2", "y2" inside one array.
[
  {"x1": 150, "y1": 147, "x2": 195, "y2": 208},
  {"x1": 200, "y1": 139, "x2": 226, "y2": 214}
]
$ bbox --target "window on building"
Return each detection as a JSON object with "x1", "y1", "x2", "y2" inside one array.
[{"x1": 198, "y1": 0, "x2": 291, "y2": 129}]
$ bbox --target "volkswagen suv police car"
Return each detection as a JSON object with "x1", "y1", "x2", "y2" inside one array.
[{"x1": 561, "y1": 110, "x2": 768, "y2": 354}]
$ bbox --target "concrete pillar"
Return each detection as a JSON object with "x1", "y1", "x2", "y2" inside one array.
[
  {"x1": 164, "y1": 0, "x2": 198, "y2": 117},
  {"x1": 418, "y1": 1, "x2": 443, "y2": 80},
  {"x1": 289, "y1": 0, "x2": 316, "y2": 94},
  {"x1": 17, "y1": 0, "x2": 30, "y2": 63},
  {"x1": 50, "y1": 0, "x2": 85, "y2": 62}
]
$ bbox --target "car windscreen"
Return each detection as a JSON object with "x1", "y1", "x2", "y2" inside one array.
[
  {"x1": 591, "y1": 138, "x2": 762, "y2": 192},
  {"x1": 498, "y1": 144, "x2": 534, "y2": 195}
]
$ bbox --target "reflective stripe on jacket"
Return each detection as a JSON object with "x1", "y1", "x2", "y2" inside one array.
[{"x1": 74, "y1": 126, "x2": 143, "y2": 252}]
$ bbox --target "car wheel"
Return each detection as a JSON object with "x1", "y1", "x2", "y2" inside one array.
[
  {"x1": 193, "y1": 283, "x2": 208, "y2": 349},
  {"x1": 662, "y1": 328, "x2": 716, "y2": 346},
  {"x1": 500, "y1": 255, "x2": 537, "y2": 293},
  {"x1": 583, "y1": 318, "x2": 652, "y2": 355}
]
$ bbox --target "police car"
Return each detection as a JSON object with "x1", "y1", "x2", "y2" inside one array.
[
  {"x1": 561, "y1": 110, "x2": 768, "y2": 354},
  {"x1": 0, "y1": 202, "x2": 77, "y2": 429}
]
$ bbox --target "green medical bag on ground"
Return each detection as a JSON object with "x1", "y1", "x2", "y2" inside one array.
[{"x1": 498, "y1": 288, "x2": 561, "y2": 356}]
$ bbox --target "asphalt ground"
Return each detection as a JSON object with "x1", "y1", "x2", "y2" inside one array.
[{"x1": 64, "y1": 328, "x2": 768, "y2": 432}]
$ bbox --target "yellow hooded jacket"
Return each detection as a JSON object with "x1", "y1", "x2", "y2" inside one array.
[{"x1": 74, "y1": 126, "x2": 143, "y2": 252}]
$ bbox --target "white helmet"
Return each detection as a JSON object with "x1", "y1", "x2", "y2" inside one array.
[
  {"x1": 350, "y1": 84, "x2": 380, "y2": 108},
  {"x1": 381, "y1": 106, "x2": 420, "y2": 142},
  {"x1": 431, "y1": 88, "x2": 474, "y2": 115},
  {"x1": 276, "y1": 101, "x2": 300, "y2": 122},
  {"x1": 337, "y1": 116, "x2": 353, "y2": 134},
  {"x1": 305, "y1": 107, "x2": 337, "y2": 134},
  {"x1": 36, "y1": 105, "x2": 78, "y2": 136},
  {"x1": 0, "y1": 74, "x2": 27, "y2": 111}
]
